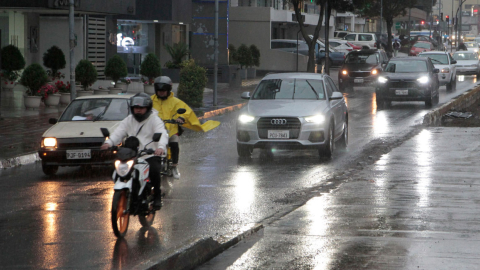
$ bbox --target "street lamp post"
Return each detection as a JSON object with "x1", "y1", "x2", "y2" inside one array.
[{"x1": 296, "y1": 29, "x2": 301, "y2": 72}]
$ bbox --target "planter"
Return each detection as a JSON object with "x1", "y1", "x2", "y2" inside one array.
[
  {"x1": 24, "y1": 95, "x2": 42, "y2": 110},
  {"x1": 238, "y1": 69, "x2": 247, "y2": 80},
  {"x1": 77, "y1": 90, "x2": 94, "y2": 97},
  {"x1": 94, "y1": 89, "x2": 110, "y2": 95},
  {"x1": 44, "y1": 93, "x2": 61, "y2": 107},
  {"x1": 59, "y1": 93, "x2": 71, "y2": 105},
  {"x1": 246, "y1": 68, "x2": 256, "y2": 79},
  {"x1": 144, "y1": 84, "x2": 155, "y2": 95},
  {"x1": 116, "y1": 82, "x2": 128, "y2": 92},
  {"x1": 2, "y1": 80, "x2": 16, "y2": 90},
  {"x1": 108, "y1": 87, "x2": 123, "y2": 95}
]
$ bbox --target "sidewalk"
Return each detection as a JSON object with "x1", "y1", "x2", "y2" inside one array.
[{"x1": 0, "y1": 80, "x2": 257, "y2": 169}]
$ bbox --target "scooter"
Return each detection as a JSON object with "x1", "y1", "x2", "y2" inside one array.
[
  {"x1": 100, "y1": 128, "x2": 163, "y2": 238},
  {"x1": 161, "y1": 108, "x2": 186, "y2": 177}
]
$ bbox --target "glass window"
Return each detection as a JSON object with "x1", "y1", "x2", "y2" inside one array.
[
  {"x1": 252, "y1": 79, "x2": 324, "y2": 100},
  {"x1": 453, "y1": 52, "x2": 478, "y2": 60},
  {"x1": 413, "y1": 42, "x2": 431, "y2": 49},
  {"x1": 59, "y1": 99, "x2": 130, "y2": 122},
  {"x1": 326, "y1": 77, "x2": 339, "y2": 92},
  {"x1": 345, "y1": 53, "x2": 378, "y2": 64},
  {"x1": 385, "y1": 60, "x2": 428, "y2": 73},
  {"x1": 324, "y1": 79, "x2": 333, "y2": 97},
  {"x1": 418, "y1": 54, "x2": 449, "y2": 64},
  {"x1": 359, "y1": 34, "x2": 373, "y2": 41},
  {"x1": 345, "y1": 34, "x2": 356, "y2": 41}
]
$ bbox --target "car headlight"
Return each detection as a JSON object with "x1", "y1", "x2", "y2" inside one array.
[
  {"x1": 378, "y1": 76, "x2": 388, "y2": 83},
  {"x1": 417, "y1": 76, "x2": 429, "y2": 84},
  {"x1": 305, "y1": 115, "x2": 325, "y2": 124},
  {"x1": 238, "y1": 114, "x2": 255, "y2": 123},
  {"x1": 371, "y1": 69, "x2": 378, "y2": 75},
  {"x1": 115, "y1": 160, "x2": 134, "y2": 177},
  {"x1": 441, "y1": 68, "x2": 450, "y2": 73},
  {"x1": 42, "y1": 137, "x2": 57, "y2": 148},
  {"x1": 342, "y1": 70, "x2": 348, "y2": 75}
]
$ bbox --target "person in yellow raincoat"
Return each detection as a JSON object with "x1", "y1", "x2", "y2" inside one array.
[{"x1": 151, "y1": 76, "x2": 220, "y2": 178}]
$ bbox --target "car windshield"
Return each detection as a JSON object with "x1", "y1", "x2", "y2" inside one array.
[
  {"x1": 413, "y1": 42, "x2": 430, "y2": 49},
  {"x1": 453, "y1": 52, "x2": 478, "y2": 60},
  {"x1": 252, "y1": 79, "x2": 325, "y2": 100},
  {"x1": 465, "y1": 43, "x2": 476, "y2": 48},
  {"x1": 419, "y1": 54, "x2": 448, "y2": 64},
  {"x1": 59, "y1": 98, "x2": 130, "y2": 122},
  {"x1": 385, "y1": 60, "x2": 428, "y2": 73},
  {"x1": 345, "y1": 53, "x2": 378, "y2": 64}
]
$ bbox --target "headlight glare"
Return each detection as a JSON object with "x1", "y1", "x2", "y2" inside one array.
[
  {"x1": 115, "y1": 160, "x2": 134, "y2": 177},
  {"x1": 305, "y1": 115, "x2": 325, "y2": 124},
  {"x1": 441, "y1": 68, "x2": 450, "y2": 73},
  {"x1": 342, "y1": 70, "x2": 348, "y2": 75},
  {"x1": 371, "y1": 69, "x2": 378, "y2": 75},
  {"x1": 417, "y1": 76, "x2": 429, "y2": 84},
  {"x1": 378, "y1": 76, "x2": 388, "y2": 83},
  {"x1": 238, "y1": 114, "x2": 255, "y2": 123},
  {"x1": 42, "y1": 137, "x2": 57, "y2": 148}
]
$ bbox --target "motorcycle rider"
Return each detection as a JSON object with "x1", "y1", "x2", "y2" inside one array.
[
  {"x1": 100, "y1": 93, "x2": 168, "y2": 209},
  {"x1": 151, "y1": 76, "x2": 220, "y2": 179}
]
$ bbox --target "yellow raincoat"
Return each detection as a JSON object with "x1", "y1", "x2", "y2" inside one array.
[{"x1": 151, "y1": 92, "x2": 220, "y2": 137}]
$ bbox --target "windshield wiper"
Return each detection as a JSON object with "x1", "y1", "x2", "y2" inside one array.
[{"x1": 93, "y1": 100, "x2": 112, "y2": 122}]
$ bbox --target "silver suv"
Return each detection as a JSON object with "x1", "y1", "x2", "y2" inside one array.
[
  {"x1": 343, "y1": 33, "x2": 377, "y2": 49},
  {"x1": 418, "y1": 51, "x2": 457, "y2": 91}
]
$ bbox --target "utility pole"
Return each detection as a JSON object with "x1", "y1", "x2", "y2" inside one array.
[
  {"x1": 213, "y1": 0, "x2": 218, "y2": 106},
  {"x1": 69, "y1": 0, "x2": 76, "y2": 100}
]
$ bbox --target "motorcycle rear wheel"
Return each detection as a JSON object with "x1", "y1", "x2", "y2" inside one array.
[{"x1": 112, "y1": 190, "x2": 130, "y2": 238}]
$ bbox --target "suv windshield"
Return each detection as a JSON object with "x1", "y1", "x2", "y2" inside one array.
[
  {"x1": 345, "y1": 53, "x2": 378, "y2": 64},
  {"x1": 419, "y1": 54, "x2": 448, "y2": 64},
  {"x1": 252, "y1": 79, "x2": 325, "y2": 100},
  {"x1": 453, "y1": 52, "x2": 478, "y2": 60},
  {"x1": 385, "y1": 60, "x2": 428, "y2": 73},
  {"x1": 59, "y1": 98, "x2": 130, "y2": 121}
]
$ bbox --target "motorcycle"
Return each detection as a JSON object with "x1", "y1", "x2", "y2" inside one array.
[
  {"x1": 161, "y1": 108, "x2": 186, "y2": 177},
  {"x1": 100, "y1": 127, "x2": 163, "y2": 238}
]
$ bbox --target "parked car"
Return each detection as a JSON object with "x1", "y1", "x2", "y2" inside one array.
[
  {"x1": 271, "y1": 39, "x2": 309, "y2": 54},
  {"x1": 418, "y1": 51, "x2": 457, "y2": 91},
  {"x1": 38, "y1": 94, "x2": 133, "y2": 175},
  {"x1": 236, "y1": 72, "x2": 348, "y2": 158},
  {"x1": 409, "y1": 41, "x2": 435, "y2": 56},
  {"x1": 334, "y1": 31, "x2": 353, "y2": 39},
  {"x1": 338, "y1": 49, "x2": 389, "y2": 92},
  {"x1": 328, "y1": 39, "x2": 355, "y2": 53},
  {"x1": 375, "y1": 57, "x2": 440, "y2": 108},
  {"x1": 452, "y1": 51, "x2": 480, "y2": 76},
  {"x1": 343, "y1": 33, "x2": 377, "y2": 49}
]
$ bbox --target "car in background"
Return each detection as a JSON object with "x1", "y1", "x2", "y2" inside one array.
[
  {"x1": 343, "y1": 33, "x2": 377, "y2": 49},
  {"x1": 418, "y1": 51, "x2": 457, "y2": 91},
  {"x1": 375, "y1": 57, "x2": 440, "y2": 108},
  {"x1": 328, "y1": 39, "x2": 355, "y2": 53},
  {"x1": 464, "y1": 42, "x2": 479, "y2": 53},
  {"x1": 409, "y1": 41, "x2": 435, "y2": 56},
  {"x1": 452, "y1": 51, "x2": 480, "y2": 76},
  {"x1": 409, "y1": 35, "x2": 443, "y2": 50},
  {"x1": 271, "y1": 39, "x2": 309, "y2": 54},
  {"x1": 464, "y1": 34, "x2": 475, "y2": 42},
  {"x1": 38, "y1": 94, "x2": 132, "y2": 175},
  {"x1": 236, "y1": 73, "x2": 348, "y2": 158},
  {"x1": 338, "y1": 49, "x2": 389, "y2": 92},
  {"x1": 271, "y1": 39, "x2": 345, "y2": 67},
  {"x1": 334, "y1": 31, "x2": 353, "y2": 39}
]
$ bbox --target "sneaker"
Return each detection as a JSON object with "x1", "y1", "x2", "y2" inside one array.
[
  {"x1": 154, "y1": 195, "x2": 162, "y2": 210},
  {"x1": 172, "y1": 166, "x2": 180, "y2": 179}
]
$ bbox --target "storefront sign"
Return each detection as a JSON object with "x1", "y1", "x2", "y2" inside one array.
[{"x1": 49, "y1": 0, "x2": 80, "y2": 8}]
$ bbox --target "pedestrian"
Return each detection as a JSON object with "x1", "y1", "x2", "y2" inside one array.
[{"x1": 393, "y1": 40, "x2": 400, "y2": 57}]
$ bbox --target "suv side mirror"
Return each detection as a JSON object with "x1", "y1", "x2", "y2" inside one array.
[
  {"x1": 451, "y1": 59, "x2": 457, "y2": 64},
  {"x1": 433, "y1": 68, "x2": 440, "y2": 73},
  {"x1": 49, "y1": 118, "x2": 58, "y2": 125},
  {"x1": 241, "y1": 92, "x2": 251, "y2": 99},
  {"x1": 330, "y1": 92, "x2": 344, "y2": 100}
]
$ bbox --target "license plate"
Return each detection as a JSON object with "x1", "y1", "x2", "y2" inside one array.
[
  {"x1": 268, "y1": 130, "x2": 289, "y2": 139},
  {"x1": 66, "y1": 149, "x2": 91, "y2": 159},
  {"x1": 395, "y1": 89, "x2": 409, "y2": 95},
  {"x1": 354, "y1": 78, "x2": 364, "y2": 83}
]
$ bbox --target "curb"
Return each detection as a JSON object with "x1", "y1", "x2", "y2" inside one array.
[
  {"x1": 134, "y1": 223, "x2": 263, "y2": 270},
  {"x1": 423, "y1": 83, "x2": 480, "y2": 126}
]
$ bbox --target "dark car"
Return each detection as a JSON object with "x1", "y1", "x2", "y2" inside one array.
[
  {"x1": 375, "y1": 57, "x2": 440, "y2": 108},
  {"x1": 338, "y1": 49, "x2": 389, "y2": 92}
]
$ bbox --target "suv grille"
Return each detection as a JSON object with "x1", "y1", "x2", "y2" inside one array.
[
  {"x1": 388, "y1": 80, "x2": 418, "y2": 89},
  {"x1": 349, "y1": 71, "x2": 371, "y2": 78},
  {"x1": 257, "y1": 117, "x2": 301, "y2": 139}
]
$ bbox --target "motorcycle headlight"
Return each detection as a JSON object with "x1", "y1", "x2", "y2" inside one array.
[
  {"x1": 417, "y1": 76, "x2": 429, "y2": 84},
  {"x1": 238, "y1": 114, "x2": 255, "y2": 123},
  {"x1": 42, "y1": 137, "x2": 57, "y2": 148},
  {"x1": 305, "y1": 114, "x2": 325, "y2": 124},
  {"x1": 115, "y1": 160, "x2": 134, "y2": 177},
  {"x1": 378, "y1": 76, "x2": 388, "y2": 83}
]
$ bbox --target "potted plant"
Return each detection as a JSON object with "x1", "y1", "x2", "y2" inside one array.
[
  {"x1": 247, "y1": 44, "x2": 260, "y2": 79},
  {"x1": 40, "y1": 83, "x2": 60, "y2": 107},
  {"x1": 177, "y1": 60, "x2": 207, "y2": 108},
  {"x1": 1, "y1": 45, "x2": 26, "y2": 90},
  {"x1": 162, "y1": 43, "x2": 189, "y2": 83},
  {"x1": 236, "y1": 44, "x2": 252, "y2": 80},
  {"x1": 140, "y1": 53, "x2": 161, "y2": 94},
  {"x1": 75, "y1": 59, "x2": 97, "y2": 96},
  {"x1": 43, "y1": 45, "x2": 66, "y2": 83},
  {"x1": 105, "y1": 55, "x2": 127, "y2": 94},
  {"x1": 55, "y1": 80, "x2": 72, "y2": 105},
  {"x1": 19, "y1": 63, "x2": 48, "y2": 110}
]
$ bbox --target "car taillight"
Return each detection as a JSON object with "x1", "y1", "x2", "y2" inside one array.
[{"x1": 374, "y1": 43, "x2": 377, "y2": 47}]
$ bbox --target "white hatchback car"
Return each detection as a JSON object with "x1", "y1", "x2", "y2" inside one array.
[
  {"x1": 38, "y1": 94, "x2": 133, "y2": 175},
  {"x1": 452, "y1": 51, "x2": 480, "y2": 76},
  {"x1": 236, "y1": 73, "x2": 348, "y2": 158},
  {"x1": 418, "y1": 51, "x2": 457, "y2": 91}
]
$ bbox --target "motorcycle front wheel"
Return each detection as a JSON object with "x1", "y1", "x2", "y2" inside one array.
[{"x1": 112, "y1": 190, "x2": 130, "y2": 237}]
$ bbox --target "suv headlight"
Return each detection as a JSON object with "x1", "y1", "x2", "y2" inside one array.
[
  {"x1": 115, "y1": 160, "x2": 134, "y2": 177},
  {"x1": 42, "y1": 137, "x2": 57, "y2": 148},
  {"x1": 371, "y1": 69, "x2": 378, "y2": 75},
  {"x1": 305, "y1": 115, "x2": 325, "y2": 124},
  {"x1": 441, "y1": 68, "x2": 450, "y2": 73},
  {"x1": 238, "y1": 114, "x2": 255, "y2": 123},
  {"x1": 417, "y1": 76, "x2": 429, "y2": 84},
  {"x1": 378, "y1": 76, "x2": 388, "y2": 83}
]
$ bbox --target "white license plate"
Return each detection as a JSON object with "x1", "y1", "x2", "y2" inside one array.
[
  {"x1": 66, "y1": 149, "x2": 91, "y2": 159},
  {"x1": 395, "y1": 89, "x2": 409, "y2": 95},
  {"x1": 268, "y1": 130, "x2": 289, "y2": 139},
  {"x1": 354, "y1": 78, "x2": 364, "y2": 83}
]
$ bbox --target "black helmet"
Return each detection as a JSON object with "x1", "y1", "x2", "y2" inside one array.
[
  {"x1": 129, "y1": 93, "x2": 153, "y2": 122},
  {"x1": 154, "y1": 76, "x2": 173, "y2": 100}
]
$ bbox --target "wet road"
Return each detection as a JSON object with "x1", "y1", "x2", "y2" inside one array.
[{"x1": 0, "y1": 73, "x2": 478, "y2": 269}]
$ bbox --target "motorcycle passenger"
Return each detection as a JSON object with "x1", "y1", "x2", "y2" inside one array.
[
  {"x1": 458, "y1": 42, "x2": 467, "y2": 51},
  {"x1": 100, "y1": 93, "x2": 168, "y2": 209},
  {"x1": 151, "y1": 76, "x2": 221, "y2": 179}
]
